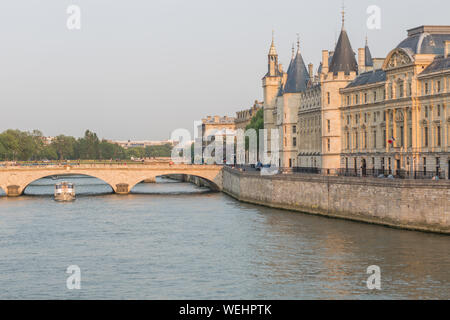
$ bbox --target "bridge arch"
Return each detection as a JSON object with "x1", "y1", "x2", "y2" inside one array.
[
  {"x1": 129, "y1": 173, "x2": 221, "y2": 192},
  {"x1": 22, "y1": 173, "x2": 115, "y2": 195}
]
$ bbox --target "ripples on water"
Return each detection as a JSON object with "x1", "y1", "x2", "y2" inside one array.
[{"x1": 0, "y1": 176, "x2": 449, "y2": 299}]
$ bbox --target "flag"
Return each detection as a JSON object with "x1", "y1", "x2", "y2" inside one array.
[{"x1": 388, "y1": 136, "x2": 395, "y2": 144}]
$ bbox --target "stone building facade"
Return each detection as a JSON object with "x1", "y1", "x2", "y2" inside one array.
[
  {"x1": 261, "y1": 19, "x2": 450, "y2": 179},
  {"x1": 339, "y1": 26, "x2": 450, "y2": 179}
]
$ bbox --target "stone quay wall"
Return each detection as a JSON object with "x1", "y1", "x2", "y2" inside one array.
[{"x1": 221, "y1": 167, "x2": 450, "y2": 234}]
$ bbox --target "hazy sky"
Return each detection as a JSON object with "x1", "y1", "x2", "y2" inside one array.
[{"x1": 0, "y1": 0, "x2": 448, "y2": 140}]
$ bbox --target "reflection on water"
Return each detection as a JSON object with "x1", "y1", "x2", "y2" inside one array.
[{"x1": 0, "y1": 176, "x2": 449, "y2": 299}]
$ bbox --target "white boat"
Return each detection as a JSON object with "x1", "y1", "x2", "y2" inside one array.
[{"x1": 54, "y1": 182, "x2": 75, "y2": 201}]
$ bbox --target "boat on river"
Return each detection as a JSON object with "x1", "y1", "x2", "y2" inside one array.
[{"x1": 54, "y1": 182, "x2": 75, "y2": 201}]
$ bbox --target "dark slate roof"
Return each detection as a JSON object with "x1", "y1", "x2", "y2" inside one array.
[
  {"x1": 365, "y1": 45, "x2": 373, "y2": 66},
  {"x1": 329, "y1": 29, "x2": 358, "y2": 75},
  {"x1": 345, "y1": 69, "x2": 386, "y2": 89},
  {"x1": 397, "y1": 33, "x2": 450, "y2": 55},
  {"x1": 420, "y1": 56, "x2": 450, "y2": 75},
  {"x1": 283, "y1": 51, "x2": 310, "y2": 93}
]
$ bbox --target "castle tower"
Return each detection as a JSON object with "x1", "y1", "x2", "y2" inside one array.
[
  {"x1": 320, "y1": 8, "x2": 358, "y2": 172},
  {"x1": 263, "y1": 32, "x2": 284, "y2": 158}
]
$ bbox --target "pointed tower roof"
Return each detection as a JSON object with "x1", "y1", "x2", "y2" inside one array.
[
  {"x1": 268, "y1": 30, "x2": 277, "y2": 56},
  {"x1": 284, "y1": 39, "x2": 310, "y2": 93},
  {"x1": 329, "y1": 8, "x2": 358, "y2": 75},
  {"x1": 365, "y1": 37, "x2": 373, "y2": 67}
]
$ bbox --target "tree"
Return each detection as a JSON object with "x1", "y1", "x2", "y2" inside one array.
[
  {"x1": 245, "y1": 108, "x2": 264, "y2": 150},
  {"x1": 51, "y1": 135, "x2": 77, "y2": 160}
]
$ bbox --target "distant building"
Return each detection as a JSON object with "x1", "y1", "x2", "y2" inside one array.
[
  {"x1": 197, "y1": 115, "x2": 236, "y2": 163},
  {"x1": 111, "y1": 140, "x2": 176, "y2": 149},
  {"x1": 235, "y1": 101, "x2": 263, "y2": 130}
]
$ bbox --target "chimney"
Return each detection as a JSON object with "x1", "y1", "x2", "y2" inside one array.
[
  {"x1": 322, "y1": 50, "x2": 329, "y2": 74},
  {"x1": 358, "y1": 48, "x2": 365, "y2": 74},
  {"x1": 308, "y1": 63, "x2": 314, "y2": 78},
  {"x1": 445, "y1": 40, "x2": 450, "y2": 58}
]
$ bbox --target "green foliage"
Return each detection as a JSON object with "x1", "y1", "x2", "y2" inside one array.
[
  {"x1": 145, "y1": 144, "x2": 173, "y2": 158},
  {"x1": 0, "y1": 129, "x2": 172, "y2": 161},
  {"x1": 245, "y1": 108, "x2": 264, "y2": 150}
]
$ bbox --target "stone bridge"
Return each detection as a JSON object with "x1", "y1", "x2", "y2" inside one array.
[{"x1": 0, "y1": 163, "x2": 224, "y2": 196}]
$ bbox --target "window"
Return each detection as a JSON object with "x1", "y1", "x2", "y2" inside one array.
[
  {"x1": 383, "y1": 130, "x2": 386, "y2": 147},
  {"x1": 346, "y1": 96, "x2": 350, "y2": 105},
  {"x1": 424, "y1": 127, "x2": 428, "y2": 147},
  {"x1": 437, "y1": 105, "x2": 441, "y2": 117},
  {"x1": 399, "y1": 82, "x2": 404, "y2": 98},
  {"x1": 355, "y1": 94, "x2": 359, "y2": 104},
  {"x1": 355, "y1": 132, "x2": 359, "y2": 149},
  {"x1": 373, "y1": 130, "x2": 377, "y2": 148},
  {"x1": 425, "y1": 82, "x2": 429, "y2": 94},
  {"x1": 437, "y1": 126, "x2": 441, "y2": 147},
  {"x1": 327, "y1": 120, "x2": 330, "y2": 133},
  {"x1": 437, "y1": 81, "x2": 441, "y2": 92},
  {"x1": 346, "y1": 132, "x2": 350, "y2": 149},
  {"x1": 374, "y1": 112, "x2": 377, "y2": 123},
  {"x1": 425, "y1": 106, "x2": 428, "y2": 118},
  {"x1": 293, "y1": 125, "x2": 297, "y2": 133},
  {"x1": 364, "y1": 131, "x2": 367, "y2": 149},
  {"x1": 409, "y1": 127, "x2": 412, "y2": 147},
  {"x1": 373, "y1": 91, "x2": 377, "y2": 102},
  {"x1": 284, "y1": 137, "x2": 287, "y2": 147},
  {"x1": 400, "y1": 126, "x2": 404, "y2": 147},
  {"x1": 293, "y1": 137, "x2": 297, "y2": 147},
  {"x1": 364, "y1": 113, "x2": 367, "y2": 123},
  {"x1": 327, "y1": 138, "x2": 330, "y2": 152},
  {"x1": 347, "y1": 115, "x2": 350, "y2": 125},
  {"x1": 327, "y1": 92, "x2": 330, "y2": 105},
  {"x1": 364, "y1": 93, "x2": 368, "y2": 103}
]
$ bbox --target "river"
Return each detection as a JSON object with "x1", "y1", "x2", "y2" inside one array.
[{"x1": 0, "y1": 176, "x2": 449, "y2": 299}]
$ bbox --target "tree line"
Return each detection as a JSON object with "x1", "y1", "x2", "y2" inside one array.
[{"x1": 0, "y1": 129, "x2": 173, "y2": 161}]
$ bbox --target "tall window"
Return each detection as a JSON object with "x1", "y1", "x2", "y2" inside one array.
[
  {"x1": 364, "y1": 131, "x2": 367, "y2": 149},
  {"x1": 293, "y1": 125, "x2": 297, "y2": 133},
  {"x1": 399, "y1": 82, "x2": 404, "y2": 98},
  {"x1": 373, "y1": 91, "x2": 377, "y2": 102},
  {"x1": 355, "y1": 132, "x2": 359, "y2": 149},
  {"x1": 424, "y1": 127, "x2": 428, "y2": 147},
  {"x1": 293, "y1": 137, "x2": 297, "y2": 147},
  {"x1": 400, "y1": 126, "x2": 404, "y2": 147},
  {"x1": 327, "y1": 120, "x2": 331, "y2": 133},
  {"x1": 373, "y1": 130, "x2": 377, "y2": 148},
  {"x1": 327, "y1": 138, "x2": 331, "y2": 152},
  {"x1": 346, "y1": 132, "x2": 350, "y2": 149},
  {"x1": 425, "y1": 82, "x2": 429, "y2": 94},
  {"x1": 437, "y1": 81, "x2": 441, "y2": 93},
  {"x1": 383, "y1": 130, "x2": 386, "y2": 147},
  {"x1": 409, "y1": 127, "x2": 412, "y2": 147},
  {"x1": 437, "y1": 126, "x2": 441, "y2": 147},
  {"x1": 327, "y1": 92, "x2": 330, "y2": 105}
]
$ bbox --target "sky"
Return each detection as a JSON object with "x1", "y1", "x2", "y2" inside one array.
[{"x1": 0, "y1": 0, "x2": 448, "y2": 140}]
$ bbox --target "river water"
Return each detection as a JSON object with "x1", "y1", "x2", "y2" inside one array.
[{"x1": 0, "y1": 176, "x2": 448, "y2": 299}]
